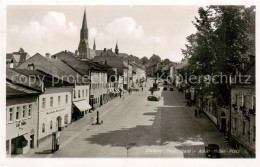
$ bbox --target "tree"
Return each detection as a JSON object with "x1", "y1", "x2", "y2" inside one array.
[
  {"x1": 149, "y1": 54, "x2": 161, "y2": 65},
  {"x1": 140, "y1": 56, "x2": 149, "y2": 65}
]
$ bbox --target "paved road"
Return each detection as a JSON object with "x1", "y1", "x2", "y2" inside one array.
[{"x1": 46, "y1": 79, "x2": 241, "y2": 158}]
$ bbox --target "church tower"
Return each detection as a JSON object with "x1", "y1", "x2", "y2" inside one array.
[
  {"x1": 115, "y1": 42, "x2": 119, "y2": 55},
  {"x1": 78, "y1": 9, "x2": 89, "y2": 59}
]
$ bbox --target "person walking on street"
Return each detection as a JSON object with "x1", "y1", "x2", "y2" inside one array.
[
  {"x1": 194, "y1": 109, "x2": 198, "y2": 117},
  {"x1": 142, "y1": 87, "x2": 143, "y2": 91}
]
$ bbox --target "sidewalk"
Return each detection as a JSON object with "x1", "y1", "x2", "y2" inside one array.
[
  {"x1": 174, "y1": 86, "x2": 243, "y2": 158},
  {"x1": 14, "y1": 91, "x2": 135, "y2": 158}
]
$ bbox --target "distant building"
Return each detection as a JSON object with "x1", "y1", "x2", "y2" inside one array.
[
  {"x1": 6, "y1": 48, "x2": 30, "y2": 68},
  {"x1": 92, "y1": 48, "x2": 130, "y2": 89}
]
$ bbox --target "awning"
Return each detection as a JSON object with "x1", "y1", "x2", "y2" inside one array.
[{"x1": 73, "y1": 100, "x2": 92, "y2": 111}]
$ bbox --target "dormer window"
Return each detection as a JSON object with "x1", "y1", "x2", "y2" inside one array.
[{"x1": 28, "y1": 64, "x2": 34, "y2": 70}]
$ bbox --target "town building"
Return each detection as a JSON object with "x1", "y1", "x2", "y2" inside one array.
[
  {"x1": 51, "y1": 51, "x2": 110, "y2": 109},
  {"x1": 92, "y1": 48, "x2": 130, "y2": 90},
  {"x1": 229, "y1": 61, "x2": 255, "y2": 157},
  {"x1": 6, "y1": 48, "x2": 30, "y2": 68},
  {"x1": 6, "y1": 68, "x2": 42, "y2": 156},
  {"x1": 15, "y1": 53, "x2": 79, "y2": 142}
]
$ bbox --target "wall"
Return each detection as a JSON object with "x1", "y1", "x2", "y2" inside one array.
[
  {"x1": 230, "y1": 86, "x2": 255, "y2": 157},
  {"x1": 38, "y1": 88, "x2": 72, "y2": 140}
]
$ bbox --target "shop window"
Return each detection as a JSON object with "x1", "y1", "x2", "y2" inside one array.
[
  {"x1": 50, "y1": 97, "x2": 53, "y2": 107},
  {"x1": 66, "y1": 95, "x2": 68, "y2": 104},
  {"x1": 42, "y1": 98, "x2": 46, "y2": 108},
  {"x1": 82, "y1": 90, "x2": 84, "y2": 97},
  {"x1": 78, "y1": 90, "x2": 80, "y2": 98},
  {"x1": 9, "y1": 108, "x2": 13, "y2": 121},
  {"x1": 42, "y1": 123, "x2": 45, "y2": 133},
  {"x1": 28, "y1": 105, "x2": 32, "y2": 116},
  {"x1": 50, "y1": 121, "x2": 52, "y2": 130},
  {"x1": 58, "y1": 96, "x2": 61, "y2": 105},
  {"x1": 86, "y1": 89, "x2": 88, "y2": 97}
]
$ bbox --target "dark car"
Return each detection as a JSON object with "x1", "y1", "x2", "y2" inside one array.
[
  {"x1": 147, "y1": 95, "x2": 161, "y2": 101},
  {"x1": 163, "y1": 87, "x2": 167, "y2": 91},
  {"x1": 205, "y1": 144, "x2": 221, "y2": 158}
]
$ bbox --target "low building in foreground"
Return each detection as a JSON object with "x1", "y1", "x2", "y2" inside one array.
[{"x1": 6, "y1": 68, "x2": 42, "y2": 156}]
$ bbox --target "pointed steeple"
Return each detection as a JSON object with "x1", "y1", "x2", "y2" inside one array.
[
  {"x1": 82, "y1": 8, "x2": 87, "y2": 30},
  {"x1": 115, "y1": 41, "x2": 119, "y2": 55},
  {"x1": 93, "y1": 38, "x2": 96, "y2": 50},
  {"x1": 78, "y1": 8, "x2": 89, "y2": 59}
]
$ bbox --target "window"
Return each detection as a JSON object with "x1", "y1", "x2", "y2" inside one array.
[
  {"x1": 234, "y1": 118, "x2": 237, "y2": 130},
  {"x1": 42, "y1": 123, "x2": 45, "y2": 133},
  {"x1": 22, "y1": 106, "x2": 26, "y2": 118},
  {"x1": 252, "y1": 96, "x2": 255, "y2": 110},
  {"x1": 82, "y1": 90, "x2": 84, "y2": 97},
  {"x1": 78, "y1": 90, "x2": 80, "y2": 98},
  {"x1": 74, "y1": 90, "x2": 76, "y2": 99},
  {"x1": 58, "y1": 96, "x2": 61, "y2": 105},
  {"x1": 235, "y1": 94, "x2": 237, "y2": 105},
  {"x1": 66, "y1": 95, "x2": 68, "y2": 104},
  {"x1": 28, "y1": 105, "x2": 32, "y2": 116},
  {"x1": 9, "y1": 108, "x2": 13, "y2": 121},
  {"x1": 16, "y1": 107, "x2": 20, "y2": 120},
  {"x1": 86, "y1": 89, "x2": 88, "y2": 97},
  {"x1": 42, "y1": 98, "x2": 46, "y2": 108},
  {"x1": 242, "y1": 95, "x2": 246, "y2": 107},
  {"x1": 50, "y1": 121, "x2": 52, "y2": 130},
  {"x1": 253, "y1": 126, "x2": 255, "y2": 142},
  {"x1": 243, "y1": 121, "x2": 246, "y2": 135},
  {"x1": 49, "y1": 97, "x2": 53, "y2": 107}
]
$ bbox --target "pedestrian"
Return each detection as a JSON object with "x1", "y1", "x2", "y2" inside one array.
[
  {"x1": 194, "y1": 109, "x2": 198, "y2": 117},
  {"x1": 142, "y1": 87, "x2": 143, "y2": 91},
  {"x1": 119, "y1": 92, "x2": 121, "y2": 98}
]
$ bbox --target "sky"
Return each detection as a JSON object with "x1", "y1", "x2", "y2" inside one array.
[{"x1": 7, "y1": 6, "x2": 199, "y2": 62}]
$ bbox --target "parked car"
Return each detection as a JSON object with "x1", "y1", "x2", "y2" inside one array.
[
  {"x1": 147, "y1": 95, "x2": 161, "y2": 101},
  {"x1": 163, "y1": 87, "x2": 167, "y2": 91},
  {"x1": 205, "y1": 144, "x2": 221, "y2": 158}
]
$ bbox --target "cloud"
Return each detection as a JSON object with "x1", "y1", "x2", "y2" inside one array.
[
  {"x1": 92, "y1": 16, "x2": 166, "y2": 48},
  {"x1": 9, "y1": 11, "x2": 78, "y2": 46},
  {"x1": 105, "y1": 17, "x2": 144, "y2": 39}
]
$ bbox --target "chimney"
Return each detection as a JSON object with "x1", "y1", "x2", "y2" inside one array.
[{"x1": 45, "y1": 53, "x2": 50, "y2": 58}]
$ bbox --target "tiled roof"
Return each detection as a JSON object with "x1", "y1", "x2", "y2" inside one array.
[
  {"x1": 6, "y1": 81, "x2": 40, "y2": 97},
  {"x1": 6, "y1": 68, "x2": 43, "y2": 91}
]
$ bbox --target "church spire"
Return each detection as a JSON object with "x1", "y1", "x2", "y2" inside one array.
[
  {"x1": 82, "y1": 8, "x2": 87, "y2": 30},
  {"x1": 93, "y1": 38, "x2": 96, "y2": 50},
  {"x1": 78, "y1": 9, "x2": 89, "y2": 59},
  {"x1": 115, "y1": 41, "x2": 119, "y2": 55}
]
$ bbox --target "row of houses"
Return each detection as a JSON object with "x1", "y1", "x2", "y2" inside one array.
[
  {"x1": 174, "y1": 58, "x2": 255, "y2": 157},
  {"x1": 6, "y1": 9, "x2": 146, "y2": 156},
  {"x1": 6, "y1": 48, "x2": 146, "y2": 156}
]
